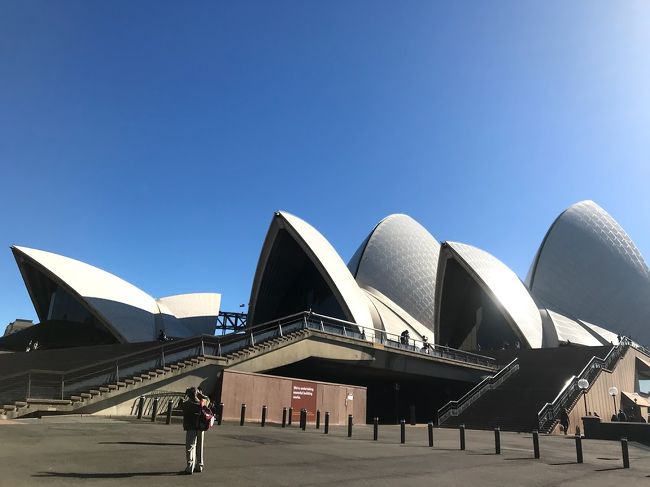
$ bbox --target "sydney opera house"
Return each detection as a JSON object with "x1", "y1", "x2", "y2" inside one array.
[{"x1": 3, "y1": 200, "x2": 649, "y2": 352}]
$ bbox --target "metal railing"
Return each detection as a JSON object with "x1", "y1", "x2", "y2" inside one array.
[
  {"x1": 437, "y1": 358, "x2": 519, "y2": 425},
  {"x1": 537, "y1": 342, "x2": 628, "y2": 433},
  {"x1": 0, "y1": 311, "x2": 497, "y2": 408}
]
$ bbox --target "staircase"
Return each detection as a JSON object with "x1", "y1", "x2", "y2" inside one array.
[{"x1": 440, "y1": 346, "x2": 610, "y2": 432}]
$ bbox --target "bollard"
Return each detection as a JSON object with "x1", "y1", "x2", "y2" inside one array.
[
  {"x1": 282, "y1": 407, "x2": 287, "y2": 428},
  {"x1": 165, "y1": 400, "x2": 173, "y2": 425},
  {"x1": 400, "y1": 419, "x2": 406, "y2": 444},
  {"x1": 151, "y1": 397, "x2": 159, "y2": 422},
  {"x1": 324, "y1": 411, "x2": 330, "y2": 434},
  {"x1": 494, "y1": 427, "x2": 501, "y2": 454},
  {"x1": 621, "y1": 437, "x2": 629, "y2": 468},
  {"x1": 460, "y1": 424, "x2": 466, "y2": 450},
  {"x1": 301, "y1": 409, "x2": 307, "y2": 431},
  {"x1": 575, "y1": 436, "x2": 583, "y2": 464},
  {"x1": 288, "y1": 407, "x2": 293, "y2": 426},
  {"x1": 532, "y1": 430, "x2": 540, "y2": 459},
  {"x1": 316, "y1": 410, "x2": 321, "y2": 429},
  {"x1": 373, "y1": 417, "x2": 379, "y2": 441},
  {"x1": 428, "y1": 422, "x2": 434, "y2": 447},
  {"x1": 240, "y1": 403, "x2": 246, "y2": 426},
  {"x1": 261, "y1": 405, "x2": 267, "y2": 427},
  {"x1": 348, "y1": 414, "x2": 353, "y2": 437},
  {"x1": 137, "y1": 396, "x2": 145, "y2": 420},
  {"x1": 217, "y1": 402, "x2": 224, "y2": 426}
]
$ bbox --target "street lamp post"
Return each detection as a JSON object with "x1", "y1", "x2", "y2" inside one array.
[
  {"x1": 578, "y1": 379, "x2": 589, "y2": 415},
  {"x1": 609, "y1": 386, "x2": 619, "y2": 416}
]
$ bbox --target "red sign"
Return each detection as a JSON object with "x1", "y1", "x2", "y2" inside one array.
[{"x1": 291, "y1": 380, "x2": 317, "y2": 422}]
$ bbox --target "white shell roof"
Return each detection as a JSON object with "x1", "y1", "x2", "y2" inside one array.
[
  {"x1": 446, "y1": 242, "x2": 543, "y2": 348},
  {"x1": 349, "y1": 214, "x2": 440, "y2": 332},
  {"x1": 249, "y1": 212, "x2": 373, "y2": 328},
  {"x1": 527, "y1": 200, "x2": 650, "y2": 346},
  {"x1": 13, "y1": 246, "x2": 158, "y2": 342},
  {"x1": 545, "y1": 309, "x2": 602, "y2": 346},
  {"x1": 157, "y1": 293, "x2": 221, "y2": 319},
  {"x1": 580, "y1": 320, "x2": 620, "y2": 345}
]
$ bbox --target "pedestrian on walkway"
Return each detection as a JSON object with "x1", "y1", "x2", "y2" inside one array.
[
  {"x1": 181, "y1": 387, "x2": 208, "y2": 475},
  {"x1": 560, "y1": 408, "x2": 570, "y2": 435}
]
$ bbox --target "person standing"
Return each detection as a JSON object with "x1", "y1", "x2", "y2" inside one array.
[
  {"x1": 182, "y1": 387, "x2": 208, "y2": 474},
  {"x1": 560, "y1": 408, "x2": 570, "y2": 435}
]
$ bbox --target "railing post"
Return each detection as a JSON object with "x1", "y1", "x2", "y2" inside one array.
[
  {"x1": 217, "y1": 403, "x2": 224, "y2": 425},
  {"x1": 137, "y1": 396, "x2": 145, "y2": 419},
  {"x1": 115, "y1": 361, "x2": 119, "y2": 382},
  {"x1": 240, "y1": 403, "x2": 246, "y2": 426},
  {"x1": 621, "y1": 437, "x2": 629, "y2": 468},
  {"x1": 494, "y1": 427, "x2": 501, "y2": 454},
  {"x1": 151, "y1": 397, "x2": 159, "y2": 422},
  {"x1": 400, "y1": 419, "x2": 406, "y2": 444},
  {"x1": 288, "y1": 407, "x2": 293, "y2": 426},
  {"x1": 166, "y1": 400, "x2": 173, "y2": 424},
  {"x1": 343, "y1": 327, "x2": 348, "y2": 337},
  {"x1": 575, "y1": 435, "x2": 583, "y2": 463},
  {"x1": 428, "y1": 422, "x2": 434, "y2": 447},
  {"x1": 250, "y1": 334, "x2": 255, "y2": 347},
  {"x1": 533, "y1": 430, "x2": 540, "y2": 459},
  {"x1": 324, "y1": 411, "x2": 330, "y2": 434},
  {"x1": 320, "y1": 320, "x2": 325, "y2": 332},
  {"x1": 316, "y1": 409, "x2": 320, "y2": 429},
  {"x1": 373, "y1": 417, "x2": 379, "y2": 440},
  {"x1": 201, "y1": 339, "x2": 205, "y2": 356},
  {"x1": 282, "y1": 407, "x2": 287, "y2": 428},
  {"x1": 278, "y1": 324, "x2": 283, "y2": 337},
  {"x1": 347, "y1": 414, "x2": 353, "y2": 437},
  {"x1": 459, "y1": 424, "x2": 466, "y2": 450},
  {"x1": 217, "y1": 343, "x2": 222, "y2": 357}
]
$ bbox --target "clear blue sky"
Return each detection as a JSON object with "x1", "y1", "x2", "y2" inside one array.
[{"x1": 1, "y1": 1, "x2": 649, "y2": 327}]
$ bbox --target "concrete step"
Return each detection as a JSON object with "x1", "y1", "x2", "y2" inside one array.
[
  {"x1": 124, "y1": 379, "x2": 135, "y2": 385},
  {"x1": 147, "y1": 372, "x2": 157, "y2": 378},
  {"x1": 163, "y1": 366, "x2": 172, "y2": 372},
  {"x1": 89, "y1": 390, "x2": 101, "y2": 396},
  {"x1": 99, "y1": 386, "x2": 110, "y2": 392},
  {"x1": 116, "y1": 381, "x2": 126, "y2": 387},
  {"x1": 70, "y1": 396, "x2": 83, "y2": 402},
  {"x1": 169, "y1": 365, "x2": 179, "y2": 370},
  {"x1": 3, "y1": 404, "x2": 16, "y2": 411},
  {"x1": 132, "y1": 377, "x2": 143, "y2": 383},
  {"x1": 27, "y1": 398, "x2": 72, "y2": 406},
  {"x1": 80, "y1": 393, "x2": 92, "y2": 399},
  {"x1": 107, "y1": 385, "x2": 118, "y2": 390},
  {"x1": 139, "y1": 374, "x2": 150, "y2": 380},
  {"x1": 14, "y1": 401, "x2": 27, "y2": 408},
  {"x1": 155, "y1": 369, "x2": 164, "y2": 374}
]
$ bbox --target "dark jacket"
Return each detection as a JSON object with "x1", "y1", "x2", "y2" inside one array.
[{"x1": 182, "y1": 398, "x2": 201, "y2": 431}]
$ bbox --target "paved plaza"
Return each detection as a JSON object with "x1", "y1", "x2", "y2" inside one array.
[{"x1": 1, "y1": 416, "x2": 650, "y2": 486}]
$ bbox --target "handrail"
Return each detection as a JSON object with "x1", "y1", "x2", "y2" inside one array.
[
  {"x1": 537, "y1": 342, "x2": 628, "y2": 432},
  {"x1": 437, "y1": 358, "x2": 519, "y2": 425}
]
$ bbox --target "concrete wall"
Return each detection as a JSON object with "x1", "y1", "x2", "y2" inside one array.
[{"x1": 218, "y1": 369, "x2": 366, "y2": 426}]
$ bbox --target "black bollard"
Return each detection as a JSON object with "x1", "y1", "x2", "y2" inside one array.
[
  {"x1": 575, "y1": 435, "x2": 583, "y2": 464},
  {"x1": 261, "y1": 405, "x2": 267, "y2": 427},
  {"x1": 460, "y1": 424, "x2": 466, "y2": 450},
  {"x1": 240, "y1": 403, "x2": 246, "y2": 426},
  {"x1": 532, "y1": 430, "x2": 540, "y2": 459},
  {"x1": 316, "y1": 410, "x2": 321, "y2": 429},
  {"x1": 282, "y1": 407, "x2": 287, "y2": 428},
  {"x1": 428, "y1": 422, "x2": 434, "y2": 447},
  {"x1": 288, "y1": 407, "x2": 293, "y2": 426},
  {"x1": 373, "y1": 417, "x2": 379, "y2": 441},
  {"x1": 324, "y1": 411, "x2": 330, "y2": 434},
  {"x1": 621, "y1": 437, "x2": 629, "y2": 468},
  {"x1": 348, "y1": 414, "x2": 353, "y2": 437},
  {"x1": 494, "y1": 427, "x2": 501, "y2": 454},
  {"x1": 151, "y1": 397, "x2": 158, "y2": 422},
  {"x1": 301, "y1": 409, "x2": 307, "y2": 431},
  {"x1": 217, "y1": 402, "x2": 224, "y2": 426},
  {"x1": 400, "y1": 419, "x2": 406, "y2": 444},
  {"x1": 137, "y1": 396, "x2": 145, "y2": 420},
  {"x1": 165, "y1": 400, "x2": 173, "y2": 425}
]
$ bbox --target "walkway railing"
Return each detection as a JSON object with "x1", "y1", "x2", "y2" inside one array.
[
  {"x1": 0, "y1": 311, "x2": 496, "y2": 407},
  {"x1": 437, "y1": 358, "x2": 519, "y2": 425},
  {"x1": 537, "y1": 342, "x2": 628, "y2": 433}
]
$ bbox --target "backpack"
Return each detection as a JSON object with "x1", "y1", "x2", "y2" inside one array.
[{"x1": 198, "y1": 406, "x2": 215, "y2": 431}]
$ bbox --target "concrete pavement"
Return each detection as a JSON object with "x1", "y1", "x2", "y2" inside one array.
[{"x1": 1, "y1": 416, "x2": 649, "y2": 486}]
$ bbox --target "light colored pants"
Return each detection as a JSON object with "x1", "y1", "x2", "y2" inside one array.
[{"x1": 185, "y1": 430, "x2": 204, "y2": 471}]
